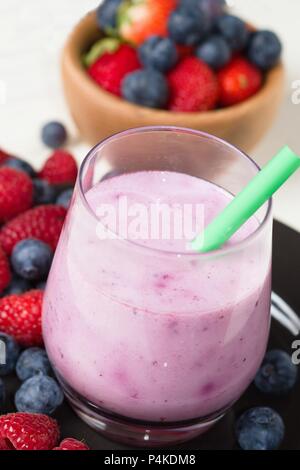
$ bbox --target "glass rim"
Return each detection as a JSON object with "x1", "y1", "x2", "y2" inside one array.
[{"x1": 78, "y1": 126, "x2": 272, "y2": 259}]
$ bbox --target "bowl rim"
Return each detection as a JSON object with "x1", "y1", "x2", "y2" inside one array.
[{"x1": 62, "y1": 10, "x2": 285, "y2": 123}]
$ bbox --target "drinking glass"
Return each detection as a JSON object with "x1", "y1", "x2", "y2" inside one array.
[{"x1": 42, "y1": 127, "x2": 272, "y2": 447}]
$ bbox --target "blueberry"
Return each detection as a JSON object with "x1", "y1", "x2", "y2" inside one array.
[
  {"x1": 180, "y1": 0, "x2": 225, "y2": 21},
  {"x1": 41, "y1": 122, "x2": 67, "y2": 149},
  {"x1": 0, "y1": 333, "x2": 20, "y2": 376},
  {"x1": 168, "y1": 8, "x2": 208, "y2": 46},
  {"x1": 196, "y1": 34, "x2": 231, "y2": 69},
  {"x1": 122, "y1": 69, "x2": 169, "y2": 109},
  {"x1": 216, "y1": 14, "x2": 249, "y2": 51},
  {"x1": 96, "y1": 0, "x2": 123, "y2": 31},
  {"x1": 2, "y1": 275, "x2": 31, "y2": 296},
  {"x1": 16, "y1": 348, "x2": 52, "y2": 381},
  {"x1": 139, "y1": 36, "x2": 178, "y2": 72},
  {"x1": 3, "y1": 157, "x2": 36, "y2": 178},
  {"x1": 56, "y1": 188, "x2": 73, "y2": 209},
  {"x1": 254, "y1": 349, "x2": 297, "y2": 396},
  {"x1": 236, "y1": 407, "x2": 285, "y2": 450},
  {"x1": 11, "y1": 239, "x2": 53, "y2": 282},
  {"x1": 100, "y1": 169, "x2": 123, "y2": 182},
  {"x1": 36, "y1": 281, "x2": 46, "y2": 291},
  {"x1": 33, "y1": 179, "x2": 57, "y2": 205},
  {"x1": 15, "y1": 375, "x2": 64, "y2": 414},
  {"x1": 247, "y1": 30, "x2": 282, "y2": 71},
  {"x1": 0, "y1": 378, "x2": 4, "y2": 409}
]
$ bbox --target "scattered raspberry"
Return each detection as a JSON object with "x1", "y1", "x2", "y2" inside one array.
[
  {"x1": 0, "y1": 290, "x2": 43, "y2": 347},
  {"x1": 39, "y1": 150, "x2": 78, "y2": 185},
  {"x1": 0, "y1": 167, "x2": 33, "y2": 222},
  {"x1": 0, "y1": 438, "x2": 11, "y2": 450},
  {"x1": 53, "y1": 438, "x2": 90, "y2": 450},
  {"x1": 0, "y1": 413, "x2": 59, "y2": 450},
  {"x1": 0, "y1": 149, "x2": 10, "y2": 165},
  {"x1": 88, "y1": 44, "x2": 140, "y2": 96},
  {"x1": 168, "y1": 57, "x2": 220, "y2": 112},
  {"x1": 118, "y1": 0, "x2": 177, "y2": 46},
  {"x1": 0, "y1": 205, "x2": 66, "y2": 255},
  {"x1": 0, "y1": 246, "x2": 11, "y2": 295},
  {"x1": 218, "y1": 57, "x2": 263, "y2": 106}
]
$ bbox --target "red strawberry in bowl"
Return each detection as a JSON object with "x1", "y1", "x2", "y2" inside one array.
[
  {"x1": 167, "y1": 56, "x2": 220, "y2": 112},
  {"x1": 118, "y1": 0, "x2": 177, "y2": 46},
  {"x1": 218, "y1": 57, "x2": 263, "y2": 106},
  {"x1": 88, "y1": 44, "x2": 141, "y2": 97}
]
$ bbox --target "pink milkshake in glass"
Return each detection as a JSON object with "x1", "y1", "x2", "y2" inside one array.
[{"x1": 42, "y1": 127, "x2": 272, "y2": 446}]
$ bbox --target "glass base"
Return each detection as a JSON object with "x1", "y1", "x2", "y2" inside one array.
[{"x1": 59, "y1": 376, "x2": 226, "y2": 447}]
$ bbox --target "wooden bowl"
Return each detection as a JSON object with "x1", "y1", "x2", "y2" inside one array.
[{"x1": 62, "y1": 11, "x2": 285, "y2": 152}]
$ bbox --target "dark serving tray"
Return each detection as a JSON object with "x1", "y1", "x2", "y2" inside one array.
[{"x1": 4, "y1": 221, "x2": 300, "y2": 450}]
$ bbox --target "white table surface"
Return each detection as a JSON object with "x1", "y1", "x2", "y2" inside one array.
[{"x1": 0, "y1": 0, "x2": 299, "y2": 231}]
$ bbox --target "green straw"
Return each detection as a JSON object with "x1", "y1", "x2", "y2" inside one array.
[{"x1": 192, "y1": 146, "x2": 300, "y2": 253}]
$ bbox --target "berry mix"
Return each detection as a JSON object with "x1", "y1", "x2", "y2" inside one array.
[
  {"x1": 0, "y1": 122, "x2": 89, "y2": 450},
  {"x1": 84, "y1": 0, "x2": 282, "y2": 112},
  {"x1": 0, "y1": 119, "x2": 297, "y2": 450}
]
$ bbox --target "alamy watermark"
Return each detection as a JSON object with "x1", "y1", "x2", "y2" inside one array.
[
  {"x1": 291, "y1": 80, "x2": 300, "y2": 104},
  {"x1": 0, "y1": 339, "x2": 5, "y2": 365},
  {"x1": 95, "y1": 196, "x2": 205, "y2": 249}
]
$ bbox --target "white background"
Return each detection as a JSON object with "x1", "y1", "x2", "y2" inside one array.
[{"x1": 0, "y1": 0, "x2": 299, "y2": 231}]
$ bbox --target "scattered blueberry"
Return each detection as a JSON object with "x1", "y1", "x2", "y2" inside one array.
[
  {"x1": 0, "y1": 378, "x2": 4, "y2": 408},
  {"x1": 11, "y1": 239, "x2": 53, "y2": 282},
  {"x1": 3, "y1": 157, "x2": 36, "y2": 178},
  {"x1": 139, "y1": 36, "x2": 178, "y2": 72},
  {"x1": 56, "y1": 188, "x2": 73, "y2": 209},
  {"x1": 216, "y1": 14, "x2": 249, "y2": 51},
  {"x1": 122, "y1": 69, "x2": 169, "y2": 109},
  {"x1": 16, "y1": 348, "x2": 52, "y2": 382},
  {"x1": 96, "y1": 0, "x2": 123, "y2": 31},
  {"x1": 100, "y1": 169, "x2": 123, "y2": 182},
  {"x1": 247, "y1": 30, "x2": 282, "y2": 71},
  {"x1": 33, "y1": 178, "x2": 57, "y2": 205},
  {"x1": 236, "y1": 407, "x2": 285, "y2": 450},
  {"x1": 0, "y1": 333, "x2": 20, "y2": 376},
  {"x1": 15, "y1": 375, "x2": 64, "y2": 414},
  {"x1": 168, "y1": 8, "x2": 208, "y2": 46},
  {"x1": 41, "y1": 121, "x2": 68, "y2": 149},
  {"x1": 254, "y1": 349, "x2": 297, "y2": 396},
  {"x1": 36, "y1": 281, "x2": 46, "y2": 291},
  {"x1": 2, "y1": 275, "x2": 31, "y2": 296},
  {"x1": 196, "y1": 34, "x2": 231, "y2": 69}
]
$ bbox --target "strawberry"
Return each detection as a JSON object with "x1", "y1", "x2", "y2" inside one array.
[
  {"x1": 0, "y1": 246, "x2": 11, "y2": 295},
  {"x1": 218, "y1": 57, "x2": 263, "y2": 106},
  {"x1": 0, "y1": 205, "x2": 66, "y2": 255},
  {"x1": 167, "y1": 57, "x2": 220, "y2": 112},
  {"x1": 118, "y1": 0, "x2": 177, "y2": 46},
  {"x1": 39, "y1": 150, "x2": 78, "y2": 185},
  {"x1": 0, "y1": 413, "x2": 59, "y2": 450},
  {"x1": 0, "y1": 167, "x2": 33, "y2": 222},
  {"x1": 88, "y1": 44, "x2": 140, "y2": 96},
  {"x1": 0, "y1": 290, "x2": 43, "y2": 346},
  {"x1": 0, "y1": 149, "x2": 10, "y2": 165},
  {"x1": 53, "y1": 438, "x2": 90, "y2": 450}
]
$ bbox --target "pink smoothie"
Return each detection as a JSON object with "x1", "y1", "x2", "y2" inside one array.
[{"x1": 43, "y1": 171, "x2": 271, "y2": 422}]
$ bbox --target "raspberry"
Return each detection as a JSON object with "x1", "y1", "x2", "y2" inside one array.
[
  {"x1": 0, "y1": 205, "x2": 66, "y2": 255},
  {"x1": 88, "y1": 44, "x2": 140, "y2": 96},
  {"x1": 0, "y1": 167, "x2": 33, "y2": 222},
  {"x1": 0, "y1": 413, "x2": 59, "y2": 450},
  {"x1": 53, "y1": 438, "x2": 90, "y2": 450},
  {"x1": 0, "y1": 290, "x2": 43, "y2": 347},
  {"x1": 168, "y1": 56, "x2": 219, "y2": 111},
  {"x1": 39, "y1": 150, "x2": 78, "y2": 185},
  {"x1": 0, "y1": 246, "x2": 11, "y2": 295}
]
